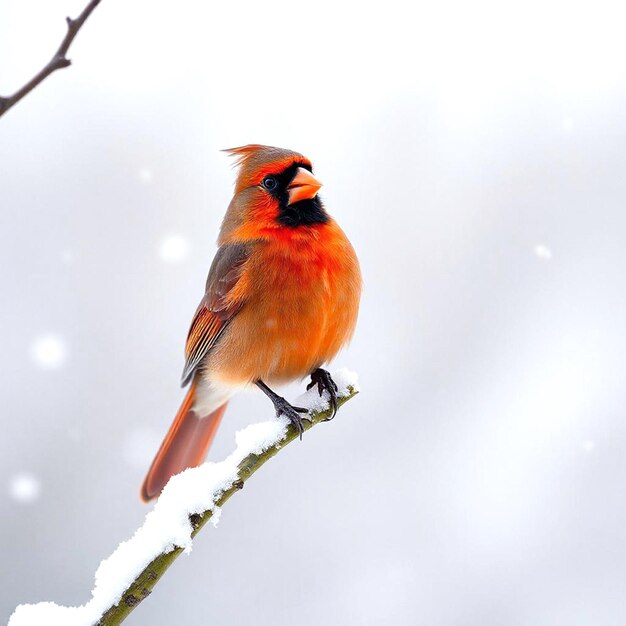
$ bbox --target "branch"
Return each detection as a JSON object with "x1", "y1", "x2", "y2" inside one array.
[
  {"x1": 0, "y1": 0, "x2": 102, "y2": 118},
  {"x1": 8, "y1": 370, "x2": 360, "y2": 626}
]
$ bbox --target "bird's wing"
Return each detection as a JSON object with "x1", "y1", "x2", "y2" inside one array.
[{"x1": 181, "y1": 242, "x2": 251, "y2": 386}]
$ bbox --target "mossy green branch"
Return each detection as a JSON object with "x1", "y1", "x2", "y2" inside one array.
[{"x1": 96, "y1": 387, "x2": 358, "y2": 626}]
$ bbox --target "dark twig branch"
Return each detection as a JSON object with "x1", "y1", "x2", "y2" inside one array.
[{"x1": 0, "y1": 0, "x2": 102, "y2": 118}]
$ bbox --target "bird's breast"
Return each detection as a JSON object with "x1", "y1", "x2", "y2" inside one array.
[{"x1": 208, "y1": 221, "x2": 361, "y2": 385}]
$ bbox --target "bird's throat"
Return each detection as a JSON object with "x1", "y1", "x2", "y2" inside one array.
[{"x1": 277, "y1": 195, "x2": 329, "y2": 228}]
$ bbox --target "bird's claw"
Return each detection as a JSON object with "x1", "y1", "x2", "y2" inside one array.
[
  {"x1": 307, "y1": 368, "x2": 339, "y2": 420},
  {"x1": 273, "y1": 398, "x2": 311, "y2": 439}
]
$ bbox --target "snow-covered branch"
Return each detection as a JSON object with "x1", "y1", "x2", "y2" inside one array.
[
  {"x1": 0, "y1": 0, "x2": 102, "y2": 118},
  {"x1": 8, "y1": 369, "x2": 359, "y2": 626}
]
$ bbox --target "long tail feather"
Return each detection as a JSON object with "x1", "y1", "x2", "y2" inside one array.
[{"x1": 140, "y1": 381, "x2": 227, "y2": 502}]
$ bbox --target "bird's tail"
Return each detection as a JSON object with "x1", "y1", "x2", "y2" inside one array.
[{"x1": 140, "y1": 380, "x2": 227, "y2": 502}]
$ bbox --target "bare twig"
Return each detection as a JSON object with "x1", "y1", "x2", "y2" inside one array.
[{"x1": 0, "y1": 0, "x2": 102, "y2": 118}]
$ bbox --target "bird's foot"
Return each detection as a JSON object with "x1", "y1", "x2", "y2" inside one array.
[
  {"x1": 307, "y1": 368, "x2": 339, "y2": 419},
  {"x1": 272, "y1": 396, "x2": 310, "y2": 439},
  {"x1": 256, "y1": 379, "x2": 311, "y2": 439}
]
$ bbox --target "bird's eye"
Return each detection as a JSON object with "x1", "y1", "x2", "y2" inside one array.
[{"x1": 262, "y1": 176, "x2": 278, "y2": 191}]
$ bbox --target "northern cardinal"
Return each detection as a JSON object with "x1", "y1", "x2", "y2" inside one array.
[{"x1": 141, "y1": 145, "x2": 361, "y2": 501}]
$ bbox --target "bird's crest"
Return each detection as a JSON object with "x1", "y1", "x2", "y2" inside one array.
[
  {"x1": 222, "y1": 144, "x2": 311, "y2": 191},
  {"x1": 222, "y1": 145, "x2": 268, "y2": 168}
]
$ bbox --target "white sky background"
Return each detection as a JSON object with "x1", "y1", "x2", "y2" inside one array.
[{"x1": 2, "y1": 0, "x2": 626, "y2": 624}]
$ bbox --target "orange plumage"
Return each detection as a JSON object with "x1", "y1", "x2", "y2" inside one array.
[{"x1": 141, "y1": 145, "x2": 361, "y2": 501}]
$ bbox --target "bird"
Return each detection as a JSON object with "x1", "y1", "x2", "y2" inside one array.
[{"x1": 141, "y1": 144, "x2": 361, "y2": 501}]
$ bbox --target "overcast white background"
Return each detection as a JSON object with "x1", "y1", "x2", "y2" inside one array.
[{"x1": 2, "y1": 0, "x2": 626, "y2": 624}]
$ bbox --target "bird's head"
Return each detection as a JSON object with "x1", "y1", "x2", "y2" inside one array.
[{"x1": 220, "y1": 145, "x2": 327, "y2": 241}]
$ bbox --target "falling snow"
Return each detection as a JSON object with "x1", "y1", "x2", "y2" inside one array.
[
  {"x1": 30, "y1": 335, "x2": 67, "y2": 369},
  {"x1": 533, "y1": 244, "x2": 553, "y2": 261},
  {"x1": 139, "y1": 167, "x2": 153, "y2": 183},
  {"x1": 8, "y1": 473, "x2": 41, "y2": 504},
  {"x1": 158, "y1": 235, "x2": 189, "y2": 263}
]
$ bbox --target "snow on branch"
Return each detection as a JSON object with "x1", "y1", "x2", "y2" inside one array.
[
  {"x1": 0, "y1": 0, "x2": 102, "y2": 118},
  {"x1": 8, "y1": 369, "x2": 360, "y2": 626}
]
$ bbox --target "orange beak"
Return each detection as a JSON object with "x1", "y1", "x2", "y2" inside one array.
[{"x1": 287, "y1": 167, "x2": 323, "y2": 205}]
